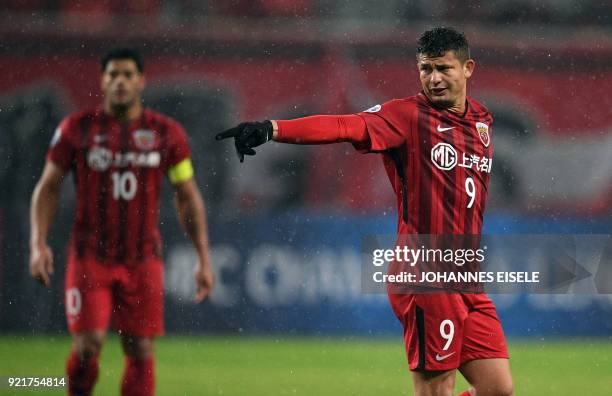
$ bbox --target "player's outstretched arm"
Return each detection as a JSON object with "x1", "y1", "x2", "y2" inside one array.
[
  {"x1": 29, "y1": 161, "x2": 67, "y2": 287},
  {"x1": 215, "y1": 115, "x2": 369, "y2": 162},
  {"x1": 173, "y1": 178, "x2": 214, "y2": 302}
]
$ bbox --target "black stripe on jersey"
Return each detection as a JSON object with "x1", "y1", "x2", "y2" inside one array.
[
  {"x1": 463, "y1": 116, "x2": 478, "y2": 234},
  {"x1": 76, "y1": 115, "x2": 93, "y2": 258},
  {"x1": 387, "y1": 147, "x2": 408, "y2": 223},
  {"x1": 96, "y1": 115, "x2": 110, "y2": 261},
  {"x1": 153, "y1": 121, "x2": 168, "y2": 259},
  {"x1": 461, "y1": 121, "x2": 475, "y2": 234},
  {"x1": 415, "y1": 305, "x2": 426, "y2": 370},
  {"x1": 136, "y1": 113, "x2": 155, "y2": 261},
  {"x1": 442, "y1": 117, "x2": 457, "y2": 234},
  {"x1": 417, "y1": 103, "x2": 432, "y2": 234},
  {"x1": 115, "y1": 122, "x2": 130, "y2": 262},
  {"x1": 454, "y1": 120, "x2": 468, "y2": 235}
]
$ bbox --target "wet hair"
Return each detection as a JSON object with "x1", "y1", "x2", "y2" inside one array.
[
  {"x1": 100, "y1": 48, "x2": 144, "y2": 73},
  {"x1": 416, "y1": 27, "x2": 470, "y2": 63}
]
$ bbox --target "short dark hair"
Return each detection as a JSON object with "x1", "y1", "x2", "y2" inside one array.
[
  {"x1": 100, "y1": 48, "x2": 144, "y2": 73},
  {"x1": 416, "y1": 27, "x2": 470, "y2": 63}
]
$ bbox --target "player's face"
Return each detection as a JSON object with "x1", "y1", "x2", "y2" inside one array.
[
  {"x1": 100, "y1": 59, "x2": 145, "y2": 109},
  {"x1": 417, "y1": 51, "x2": 474, "y2": 110}
]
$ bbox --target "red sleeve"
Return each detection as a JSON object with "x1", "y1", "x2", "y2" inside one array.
[
  {"x1": 46, "y1": 116, "x2": 77, "y2": 170},
  {"x1": 275, "y1": 114, "x2": 368, "y2": 145},
  {"x1": 166, "y1": 121, "x2": 192, "y2": 166},
  {"x1": 355, "y1": 100, "x2": 413, "y2": 152}
]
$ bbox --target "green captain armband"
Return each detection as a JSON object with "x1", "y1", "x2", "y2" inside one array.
[{"x1": 168, "y1": 158, "x2": 194, "y2": 184}]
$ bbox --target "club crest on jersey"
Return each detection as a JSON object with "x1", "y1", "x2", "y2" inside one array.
[
  {"x1": 431, "y1": 142, "x2": 457, "y2": 171},
  {"x1": 475, "y1": 122, "x2": 490, "y2": 147},
  {"x1": 133, "y1": 129, "x2": 157, "y2": 150}
]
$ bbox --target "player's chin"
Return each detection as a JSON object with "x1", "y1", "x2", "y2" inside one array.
[
  {"x1": 110, "y1": 98, "x2": 133, "y2": 108},
  {"x1": 429, "y1": 96, "x2": 453, "y2": 108}
]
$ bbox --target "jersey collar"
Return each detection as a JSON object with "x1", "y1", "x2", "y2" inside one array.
[{"x1": 418, "y1": 91, "x2": 470, "y2": 119}]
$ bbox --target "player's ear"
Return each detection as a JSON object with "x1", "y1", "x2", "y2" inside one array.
[
  {"x1": 463, "y1": 59, "x2": 475, "y2": 79},
  {"x1": 138, "y1": 74, "x2": 146, "y2": 92},
  {"x1": 99, "y1": 72, "x2": 107, "y2": 94}
]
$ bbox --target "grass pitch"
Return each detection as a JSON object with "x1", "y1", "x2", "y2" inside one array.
[{"x1": 0, "y1": 335, "x2": 610, "y2": 395}]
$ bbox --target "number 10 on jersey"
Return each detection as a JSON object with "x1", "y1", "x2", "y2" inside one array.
[{"x1": 112, "y1": 171, "x2": 137, "y2": 200}]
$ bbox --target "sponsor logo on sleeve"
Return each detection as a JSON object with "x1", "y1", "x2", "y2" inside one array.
[
  {"x1": 50, "y1": 127, "x2": 62, "y2": 147},
  {"x1": 363, "y1": 104, "x2": 381, "y2": 113}
]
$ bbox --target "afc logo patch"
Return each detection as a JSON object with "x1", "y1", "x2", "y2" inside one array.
[
  {"x1": 475, "y1": 122, "x2": 490, "y2": 147},
  {"x1": 50, "y1": 127, "x2": 62, "y2": 147},
  {"x1": 363, "y1": 104, "x2": 381, "y2": 113}
]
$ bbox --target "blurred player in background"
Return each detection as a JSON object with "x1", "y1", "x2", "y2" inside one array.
[
  {"x1": 29, "y1": 48, "x2": 214, "y2": 396},
  {"x1": 217, "y1": 28, "x2": 512, "y2": 396}
]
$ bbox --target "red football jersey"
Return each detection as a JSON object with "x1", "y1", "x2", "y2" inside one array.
[
  {"x1": 47, "y1": 108, "x2": 191, "y2": 263},
  {"x1": 358, "y1": 93, "x2": 494, "y2": 235}
]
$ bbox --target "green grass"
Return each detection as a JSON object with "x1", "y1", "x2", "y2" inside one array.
[{"x1": 0, "y1": 335, "x2": 611, "y2": 395}]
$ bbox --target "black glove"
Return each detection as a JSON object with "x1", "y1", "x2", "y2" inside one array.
[{"x1": 215, "y1": 121, "x2": 274, "y2": 163}]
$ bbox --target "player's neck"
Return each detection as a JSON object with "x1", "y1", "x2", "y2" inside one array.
[
  {"x1": 447, "y1": 94, "x2": 467, "y2": 115},
  {"x1": 104, "y1": 102, "x2": 143, "y2": 123}
]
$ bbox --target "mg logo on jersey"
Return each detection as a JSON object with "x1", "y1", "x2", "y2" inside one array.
[
  {"x1": 431, "y1": 143, "x2": 458, "y2": 170},
  {"x1": 88, "y1": 146, "x2": 161, "y2": 171},
  {"x1": 88, "y1": 146, "x2": 113, "y2": 171},
  {"x1": 476, "y1": 122, "x2": 490, "y2": 147}
]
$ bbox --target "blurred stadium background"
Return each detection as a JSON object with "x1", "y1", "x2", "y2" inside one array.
[{"x1": 0, "y1": 1, "x2": 611, "y2": 395}]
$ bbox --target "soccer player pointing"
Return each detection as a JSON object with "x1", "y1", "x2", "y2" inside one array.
[
  {"x1": 30, "y1": 48, "x2": 214, "y2": 396},
  {"x1": 217, "y1": 28, "x2": 513, "y2": 396}
]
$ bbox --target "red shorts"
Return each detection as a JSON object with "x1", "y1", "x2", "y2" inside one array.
[
  {"x1": 65, "y1": 254, "x2": 164, "y2": 337},
  {"x1": 388, "y1": 292, "x2": 508, "y2": 371}
]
